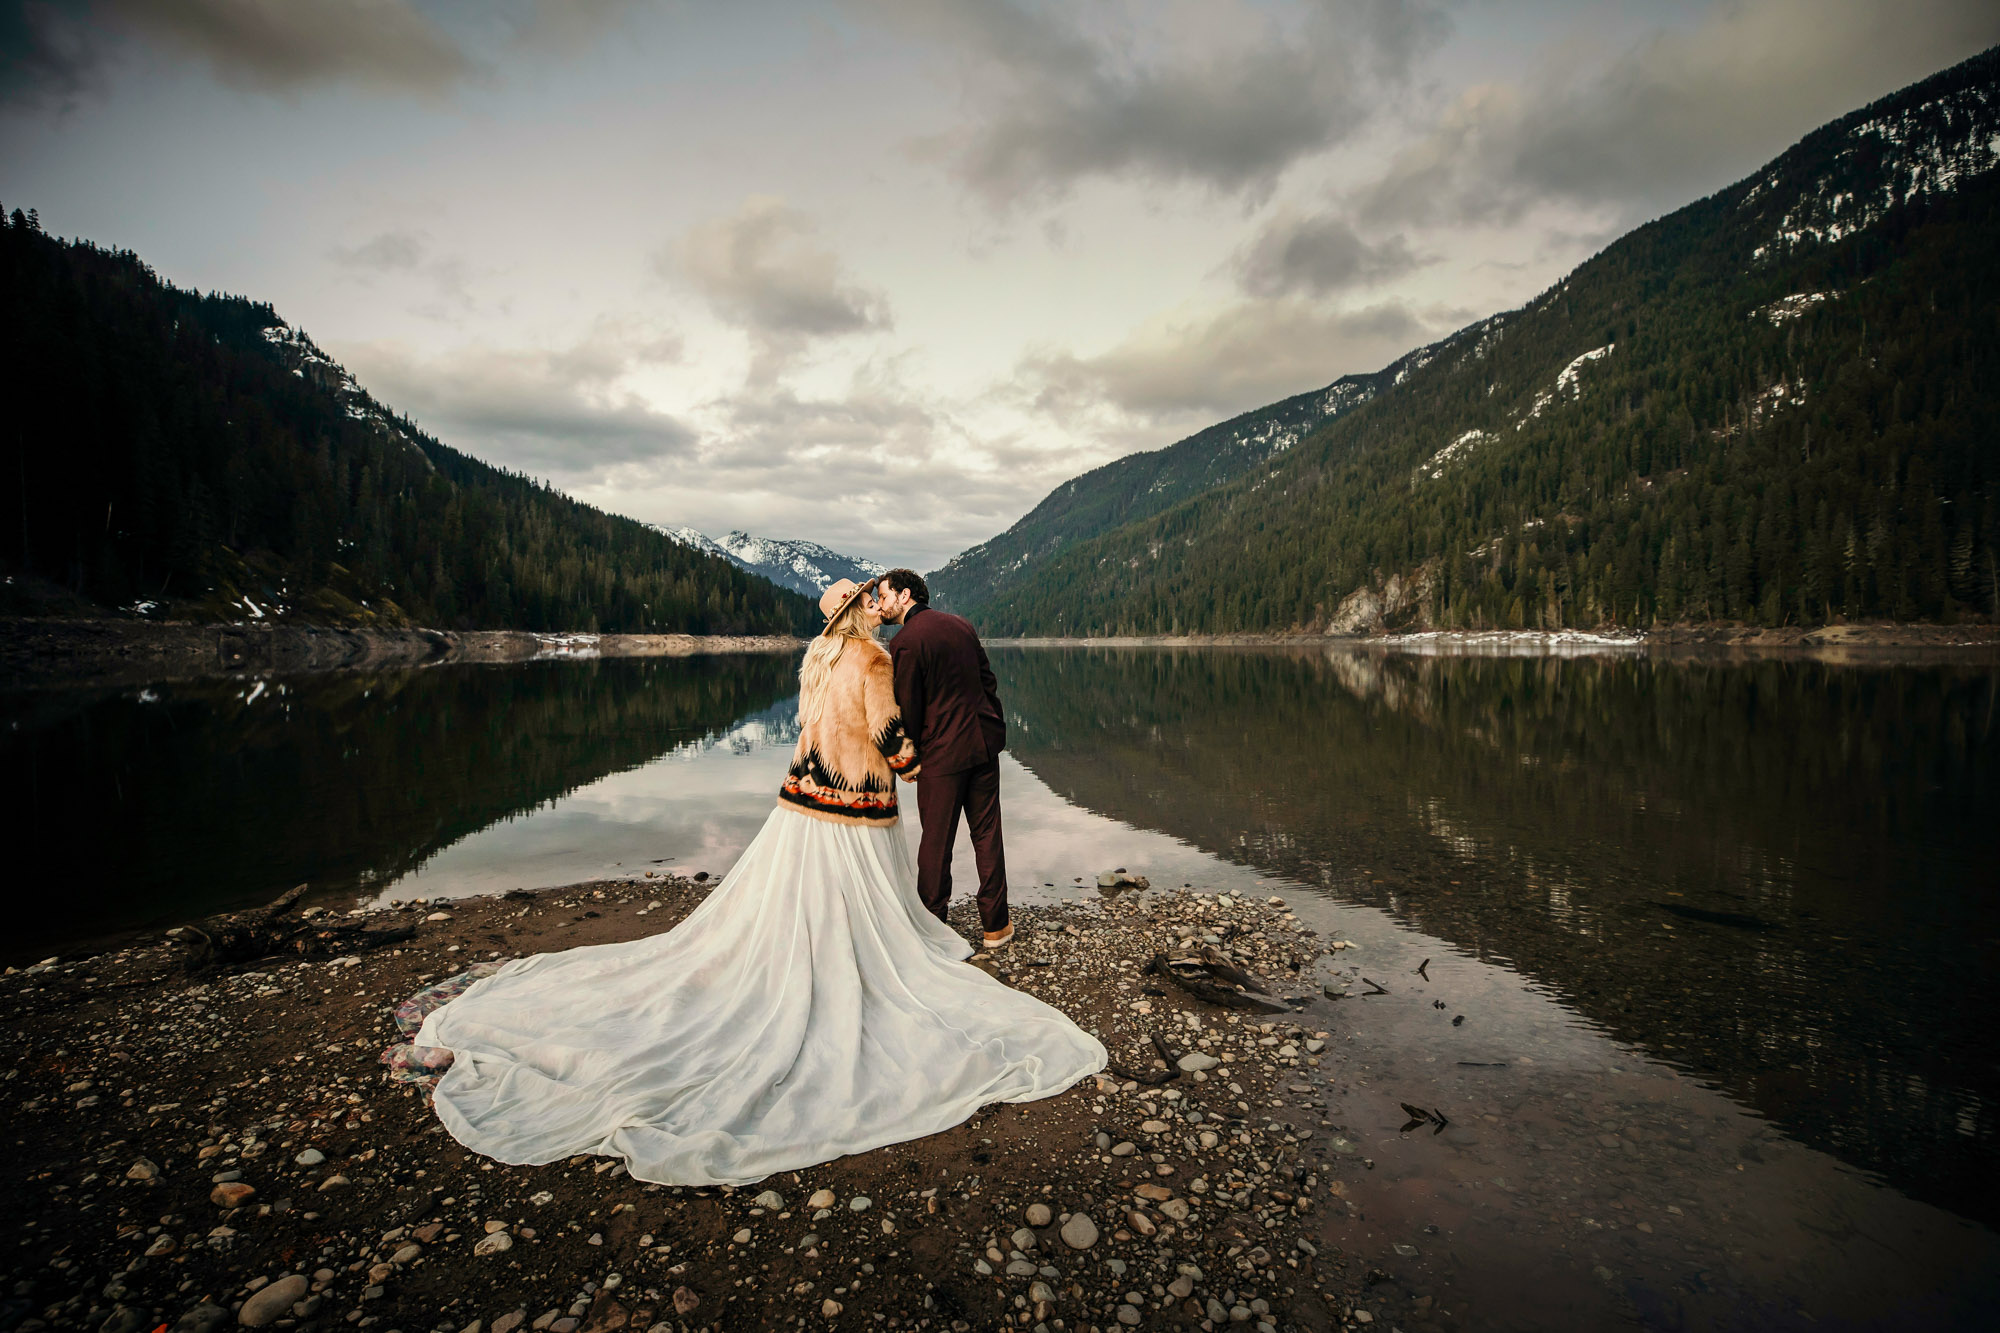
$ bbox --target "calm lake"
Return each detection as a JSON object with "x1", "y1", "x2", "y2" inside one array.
[{"x1": 6, "y1": 645, "x2": 1997, "y2": 1328}]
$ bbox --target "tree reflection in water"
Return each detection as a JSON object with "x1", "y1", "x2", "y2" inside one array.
[
  {"x1": 3, "y1": 655, "x2": 799, "y2": 958},
  {"x1": 994, "y1": 646, "x2": 2000, "y2": 1226}
]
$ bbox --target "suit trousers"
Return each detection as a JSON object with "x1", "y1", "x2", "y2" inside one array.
[{"x1": 913, "y1": 757, "x2": 1009, "y2": 933}]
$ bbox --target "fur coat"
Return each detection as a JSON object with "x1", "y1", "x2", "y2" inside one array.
[{"x1": 779, "y1": 638, "x2": 920, "y2": 826}]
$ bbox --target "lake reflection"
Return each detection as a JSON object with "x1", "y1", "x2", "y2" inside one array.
[
  {"x1": 4, "y1": 645, "x2": 1997, "y2": 1235},
  {"x1": 992, "y1": 646, "x2": 2000, "y2": 1228}
]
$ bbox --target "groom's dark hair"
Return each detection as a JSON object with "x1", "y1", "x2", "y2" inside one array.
[{"x1": 880, "y1": 568, "x2": 929, "y2": 606}]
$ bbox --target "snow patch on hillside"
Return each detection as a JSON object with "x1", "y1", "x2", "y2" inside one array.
[
  {"x1": 1753, "y1": 292, "x2": 1837, "y2": 324},
  {"x1": 1517, "y1": 344, "x2": 1615, "y2": 429},
  {"x1": 1749, "y1": 82, "x2": 2000, "y2": 261},
  {"x1": 1415, "y1": 429, "x2": 1490, "y2": 483}
]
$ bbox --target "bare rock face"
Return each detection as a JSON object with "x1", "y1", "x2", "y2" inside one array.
[{"x1": 237, "y1": 1274, "x2": 308, "y2": 1326}]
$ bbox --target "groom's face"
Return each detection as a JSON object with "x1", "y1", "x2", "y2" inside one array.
[{"x1": 877, "y1": 584, "x2": 913, "y2": 623}]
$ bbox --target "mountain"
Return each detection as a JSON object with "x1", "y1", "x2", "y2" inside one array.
[
  {"x1": 0, "y1": 215, "x2": 815, "y2": 635},
  {"x1": 657, "y1": 527, "x2": 886, "y2": 599},
  {"x1": 958, "y1": 47, "x2": 2000, "y2": 636},
  {"x1": 926, "y1": 368, "x2": 1398, "y2": 610}
]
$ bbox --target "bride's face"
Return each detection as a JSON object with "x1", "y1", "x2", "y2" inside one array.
[{"x1": 860, "y1": 589, "x2": 885, "y2": 629}]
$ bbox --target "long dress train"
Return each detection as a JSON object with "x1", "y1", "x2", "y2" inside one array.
[{"x1": 416, "y1": 805, "x2": 1107, "y2": 1186}]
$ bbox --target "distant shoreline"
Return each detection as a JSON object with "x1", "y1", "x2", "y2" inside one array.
[
  {"x1": 7, "y1": 616, "x2": 1998, "y2": 690},
  {"x1": 989, "y1": 622, "x2": 2000, "y2": 659},
  {"x1": 0, "y1": 617, "x2": 804, "y2": 690}
]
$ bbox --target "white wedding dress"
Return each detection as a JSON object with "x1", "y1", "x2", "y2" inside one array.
[{"x1": 417, "y1": 806, "x2": 1107, "y2": 1186}]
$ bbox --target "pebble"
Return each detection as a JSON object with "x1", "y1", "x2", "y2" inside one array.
[
  {"x1": 821, "y1": 1299, "x2": 844, "y2": 1317},
  {"x1": 492, "y1": 1313, "x2": 527, "y2": 1333},
  {"x1": 732, "y1": 1228, "x2": 753, "y2": 1244},
  {"x1": 125, "y1": 1156, "x2": 158, "y2": 1180},
  {"x1": 1168, "y1": 1275, "x2": 1194, "y2": 1299},
  {"x1": 294, "y1": 1148, "x2": 325, "y2": 1166},
  {"x1": 1176, "y1": 1053, "x2": 1219, "y2": 1072},
  {"x1": 672, "y1": 1287, "x2": 700, "y2": 1315},
  {"x1": 1060, "y1": 1212, "x2": 1099, "y2": 1250},
  {"x1": 209, "y1": 1181, "x2": 255, "y2": 1209},
  {"x1": 849, "y1": 1195, "x2": 871, "y2": 1211},
  {"x1": 1140, "y1": 1119, "x2": 1169, "y2": 1133},
  {"x1": 753, "y1": 1189, "x2": 784, "y2": 1209},
  {"x1": 474, "y1": 1232, "x2": 514, "y2": 1256},
  {"x1": 317, "y1": 1174, "x2": 351, "y2": 1191},
  {"x1": 807, "y1": 1189, "x2": 837, "y2": 1210},
  {"x1": 1110, "y1": 1142, "x2": 1137, "y2": 1157},
  {"x1": 391, "y1": 1243, "x2": 422, "y2": 1264},
  {"x1": 237, "y1": 1274, "x2": 309, "y2": 1327},
  {"x1": 484, "y1": 1219, "x2": 509, "y2": 1234},
  {"x1": 1025, "y1": 1202, "x2": 1052, "y2": 1227}
]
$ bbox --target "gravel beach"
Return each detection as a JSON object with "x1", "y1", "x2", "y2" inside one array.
[{"x1": 1, "y1": 879, "x2": 1386, "y2": 1333}]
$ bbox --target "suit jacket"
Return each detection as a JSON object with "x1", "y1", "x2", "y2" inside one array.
[{"x1": 886, "y1": 605, "x2": 1006, "y2": 776}]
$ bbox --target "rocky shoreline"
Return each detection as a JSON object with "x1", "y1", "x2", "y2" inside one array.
[
  {"x1": 0, "y1": 620, "x2": 803, "y2": 691},
  {"x1": 0, "y1": 879, "x2": 1400, "y2": 1333},
  {"x1": 992, "y1": 622, "x2": 2000, "y2": 655}
]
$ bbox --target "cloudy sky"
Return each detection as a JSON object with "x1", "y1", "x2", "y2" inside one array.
[{"x1": 5, "y1": 1, "x2": 1996, "y2": 569}]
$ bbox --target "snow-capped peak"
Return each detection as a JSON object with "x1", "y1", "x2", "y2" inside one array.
[{"x1": 655, "y1": 527, "x2": 887, "y2": 598}]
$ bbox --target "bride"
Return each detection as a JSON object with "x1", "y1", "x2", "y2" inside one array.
[{"x1": 416, "y1": 577, "x2": 1107, "y2": 1187}]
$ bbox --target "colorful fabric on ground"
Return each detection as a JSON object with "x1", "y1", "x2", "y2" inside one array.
[{"x1": 379, "y1": 962, "x2": 507, "y2": 1088}]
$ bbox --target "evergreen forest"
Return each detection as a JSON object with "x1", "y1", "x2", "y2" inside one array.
[
  {"x1": 950, "y1": 48, "x2": 2000, "y2": 635},
  {"x1": 0, "y1": 214, "x2": 815, "y2": 635}
]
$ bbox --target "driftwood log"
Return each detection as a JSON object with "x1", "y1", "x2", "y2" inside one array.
[
  {"x1": 169, "y1": 883, "x2": 416, "y2": 970},
  {"x1": 1144, "y1": 947, "x2": 1296, "y2": 1014},
  {"x1": 1106, "y1": 1032, "x2": 1183, "y2": 1087}
]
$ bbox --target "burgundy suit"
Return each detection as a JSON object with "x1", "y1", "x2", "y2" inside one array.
[{"x1": 887, "y1": 605, "x2": 1009, "y2": 932}]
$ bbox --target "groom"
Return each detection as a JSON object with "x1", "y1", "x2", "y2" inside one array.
[{"x1": 873, "y1": 569, "x2": 1014, "y2": 950}]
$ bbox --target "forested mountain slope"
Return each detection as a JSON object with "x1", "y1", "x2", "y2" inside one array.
[
  {"x1": 0, "y1": 216, "x2": 815, "y2": 635},
  {"x1": 972, "y1": 47, "x2": 2000, "y2": 635},
  {"x1": 926, "y1": 368, "x2": 1398, "y2": 610}
]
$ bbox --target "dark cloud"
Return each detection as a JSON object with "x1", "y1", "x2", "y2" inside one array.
[
  {"x1": 1233, "y1": 209, "x2": 1425, "y2": 296},
  {"x1": 1023, "y1": 297, "x2": 1436, "y2": 422},
  {"x1": 0, "y1": 0, "x2": 647, "y2": 103},
  {"x1": 1353, "y1": 0, "x2": 2000, "y2": 228},
  {"x1": 1, "y1": 0, "x2": 471, "y2": 102},
  {"x1": 667, "y1": 196, "x2": 892, "y2": 383},
  {"x1": 327, "y1": 228, "x2": 426, "y2": 271},
  {"x1": 339, "y1": 325, "x2": 693, "y2": 474},
  {"x1": 869, "y1": 0, "x2": 1452, "y2": 204}
]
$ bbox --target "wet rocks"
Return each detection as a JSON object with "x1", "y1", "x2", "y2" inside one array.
[{"x1": 237, "y1": 1274, "x2": 308, "y2": 1326}]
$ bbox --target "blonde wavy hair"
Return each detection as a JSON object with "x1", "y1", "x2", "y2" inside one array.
[{"x1": 798, "y1": 588, "x2": 879, "y2": 726}]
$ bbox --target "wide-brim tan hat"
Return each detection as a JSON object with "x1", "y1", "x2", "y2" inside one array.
[{"x1": 817, "y1": 577, "x2": 877, "y2": 632}]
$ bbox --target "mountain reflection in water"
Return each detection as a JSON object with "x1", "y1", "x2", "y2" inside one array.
[
  {"x1": 991, "y1": 646, "x2": 2000, "y2": 1227},
  {"x1": 3, "y1": 656, "x2": 798, "y2": 956}
]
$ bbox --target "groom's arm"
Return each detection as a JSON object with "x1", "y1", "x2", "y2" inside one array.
[{"x1": 891, "y1": 637, "x2": 927, "y2": 760}]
